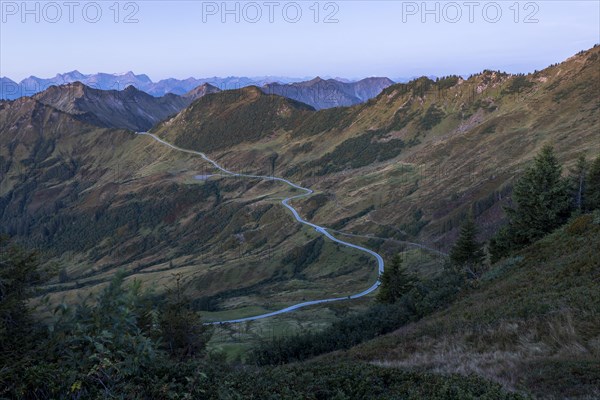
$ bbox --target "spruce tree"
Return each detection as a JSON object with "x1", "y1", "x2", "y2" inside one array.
[
  {"x1": 584, "y1": 154, "x2": 600, "y2": 211},
  {"x1": 505, "y1": 145, "x2": 572, "y2": 243},
  {"x1": 489, "y1": 225, "x2": 514, "y2": 264},
  {"x1": 490, "y1": 145, "x2": 572, "y2": 262},
  {"x1": 376, "y1": 254, "x2": 415, "y2": 304},
  {"x1": 0, "y1": 237, "x2": 40, "y2": 363},
  {"x1": 450, "y1": 215, "x2": 485, "y2": 278},
  {"x1": 160, "y1": 274, "x2": 212, "y2": 359}
]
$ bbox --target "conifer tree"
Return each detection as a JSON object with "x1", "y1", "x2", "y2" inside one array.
[
  {"x1": 505, "y1": 145, "x2": 572, "y2": 242},
  {"x1": 377, "y1": 254, "x2": 415, "y2": 304},
  {"x1": 0, "y1": 237, "x2": 40, "y2": 362},
  {"x1": 490, "y1": 145, "x2": 572, "y2": 261},
  {"x1": 160, "y1": 274, "x2": 212, "y2": 359},
  {"x1": 489, "y1": 225, "x2": 514, "y2": 264},
  {"x1": 450, "y1": 215, "x2": 485, "y2": 278}
]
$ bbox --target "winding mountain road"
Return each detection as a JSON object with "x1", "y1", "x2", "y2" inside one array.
[{"x1": 138, "y1": 132, "x2": 384, "y2": 324}]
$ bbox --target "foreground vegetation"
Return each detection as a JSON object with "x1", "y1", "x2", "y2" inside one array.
[
  {"x1": 3, "y1": 210, "x2": 596, "y2": 398},
  {"x1": 1, "y1": 237, "x2": 523, "y2": 399}
]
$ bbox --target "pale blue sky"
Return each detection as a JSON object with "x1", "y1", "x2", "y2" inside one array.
[{"x1": 1, "y1": 1, "x2": 599, "y2": 81}]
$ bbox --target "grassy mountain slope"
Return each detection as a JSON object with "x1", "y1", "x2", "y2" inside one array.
[
  {"x1": 0, "y1": 93, "x2": 375, "y2": 319},
  {"x1": 0, "y1": 96, "x2": 133, "y2": 197},
  {"x1": 329, "y1": 215, "x2": 600, "y2": 399}
]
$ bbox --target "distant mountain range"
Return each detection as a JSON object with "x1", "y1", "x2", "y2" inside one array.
[
  {"x1": 0, "y1": 72, "x2": 397, "y2": 110},
  {"x1": 11, "y1": 76, "x2": 396, "y2": 133},
  {"x1": 0, "y1": 71, "x2": 398, "y2": 108},
  {"x1": 0, "y1": 71, "x2": 381, "y2": 98},
  {"x1": 263, "y1": 77, "x2": 395, "y2": 109},
  {"x1": 0, "y1": 71, "x2": 309, "y2": 100}
]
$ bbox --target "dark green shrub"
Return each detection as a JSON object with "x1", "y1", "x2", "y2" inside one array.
[{"x1": 419, "y1": 105, "x2": 445, "y2": 130}]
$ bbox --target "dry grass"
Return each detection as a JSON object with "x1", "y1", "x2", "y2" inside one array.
[{"x1": 373, "y1": 309, "x2": 598, "y2": 394}]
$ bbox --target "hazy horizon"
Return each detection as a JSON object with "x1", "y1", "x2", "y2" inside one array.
[{"x1": 2, "y1": 1, "x2": 598, "y2": 81}]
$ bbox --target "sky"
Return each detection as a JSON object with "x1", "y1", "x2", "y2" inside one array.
[{"x1": 1, "y1": 1, "x2": 599, "y2": 81}]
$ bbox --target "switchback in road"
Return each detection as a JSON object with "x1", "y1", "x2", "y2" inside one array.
[{"x1": 138, "y1": 132, "x2": 384, "y2": 324}]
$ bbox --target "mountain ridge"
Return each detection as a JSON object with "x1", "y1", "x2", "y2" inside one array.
[
  {"x1": 0, "y1": 72, "x2": 397, "y2": 108},
  {"x1": 262, "y1": 77, "x2": 395, "y2": 110},
  {"x1": 31, "y1": 82, "x2": 193, "y2": 131}
]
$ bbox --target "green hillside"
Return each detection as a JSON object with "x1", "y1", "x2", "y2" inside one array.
[{"x1": 315, "y1": 215, "x2": 600, "y2": 398}]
